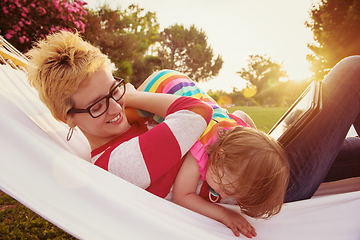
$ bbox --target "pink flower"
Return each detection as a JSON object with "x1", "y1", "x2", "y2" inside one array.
[
  {"x1": 79, "y1": 21, "x2": 85, "y2": 32},
  {"x1": 22, "y1": 6, "x2": 29, "y2": 13},
  {"x1": 74, "y1": 21, "x2": 80, "y2": 28},
  {"x1": 4, "y1": 33, "x2": 13, "y2": 39},
  {"x1": 78, "y1": 0, "x2": 87, "y2": 6},
  {"x1": 14, "y1": 0, "x2": 21, "y2": 8},
  {"x1": 52, "y1": 0, "x2": 60, "y2": 10},
  {"x1": 2, "y1": 6, "x2": 9, "y2": 14},
  {"x1": 19, "y1": 36, "x2": 29, "y2": 44},
  {"x1": 63, "y1": 2, "x2": 69, "y2": 9},
  {"x1": 61, "y1": 28, "x2": 73, "y2": 33},
  {"x1": 12, "y1": 25, "x2": 21, "y2": 32},
  {"x1": 38, "y1": 7, "x2": 46, "y2": 15},
  {"x1": 30, "y1": 3, "x2": 35, "y2": 7},
  {"x1": 18, "y1": 21, "x2": 24, "y2": 27}
]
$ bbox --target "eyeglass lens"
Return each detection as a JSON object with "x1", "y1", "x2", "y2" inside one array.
[{"x1": 89, "y1": 81, "x2": 125, "y2": 117}]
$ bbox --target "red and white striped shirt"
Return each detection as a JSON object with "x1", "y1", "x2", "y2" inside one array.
[{"x1": 91, "y1": 97, "x2": 213, "y2": 198}]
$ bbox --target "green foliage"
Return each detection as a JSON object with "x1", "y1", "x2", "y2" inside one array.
[
  {"x1": 0, "y1": 0, "x2": 87, "y2": 53},
  {"x1": 0, "y1": 192, "x2": 75, "y2": 239},
  {"x1": 237, "y1": 55, "x2": 288, "y2": 106},
  {"x1": 130, "y1": 55, "x2": 162, "y2": 88},
  {"x1": 83, "y1": 6, "x2": 224, "y2": 85},
  {"x1": 306, "y1": 0, "x2": 360, "y2": 81},
  {"x1": 228, "y1": 87, "x2": 255, "y2": 106},
  {"x1": 83, "y1": 4, "x2": 160, "y2": 79},
  {"x1": 158, "y1": 24, "x2": 224, "y2": 82},
  {"x1": 210, "y1": 71, "x2": 309, "y2": 109}
]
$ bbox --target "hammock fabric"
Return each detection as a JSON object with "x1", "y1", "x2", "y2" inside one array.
[{"x1": 0, "y1": 63, "x2": 360, "y2": 239}]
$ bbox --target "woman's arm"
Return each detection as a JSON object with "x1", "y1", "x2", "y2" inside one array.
[
  {"x1": 173, "y1": 153, "x2": 257, "y2": 238},
  {"x1": 124, "y1": 83, "x2": 181, "y2": 119}
]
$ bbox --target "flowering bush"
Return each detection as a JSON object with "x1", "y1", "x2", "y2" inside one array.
[{"x1": 0, "y1": 0, "x2": 87, "y2": 52}]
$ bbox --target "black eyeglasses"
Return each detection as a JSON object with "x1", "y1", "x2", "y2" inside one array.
[{"x1": 67, "y1": 77, "x2": 126, "y2": 118}]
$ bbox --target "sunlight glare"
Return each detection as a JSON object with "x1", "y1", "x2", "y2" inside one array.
[
  {"x1": 243, "y1": 85, "x2": 257, "y2": 98},
  {"x1": 217, "y1": 95, "x2": 232, "y2": 108}
]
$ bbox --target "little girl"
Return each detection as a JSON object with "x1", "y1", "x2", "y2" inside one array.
[{"x1": 127, "y1": 69, "x2": 289, "y2": 238}]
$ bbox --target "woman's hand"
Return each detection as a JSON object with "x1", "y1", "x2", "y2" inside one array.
[
  {"x1": 219, "y1": 208, "x2": 257, "y2": 238},
  {"x1": 124, "y1": 83, "x2": 137, "y2": 102},
  {"x1": 125, "y1": 82, "x2": 137, "y2": 93}
]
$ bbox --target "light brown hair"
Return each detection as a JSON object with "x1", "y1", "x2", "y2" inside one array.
[
  {"x1": 26, "y1": 31, "x2": 111, "y2": 125},
  {"x1": 207, "y1": 126, "x2": 289, "y2": 219}
]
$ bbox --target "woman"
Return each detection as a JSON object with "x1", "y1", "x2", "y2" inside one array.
[{"x1": 26, "y1": 31, "x2": 213, "y2": 198}]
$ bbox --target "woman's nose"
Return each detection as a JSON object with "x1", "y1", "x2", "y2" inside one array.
[{"x1": 107, "y1": 97, "x2": 122, "y2": 113}]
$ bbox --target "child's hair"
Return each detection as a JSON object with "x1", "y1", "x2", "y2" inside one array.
[
  {"x1": 26, "y1": 31, "x2": 111, "y2": 125},
  {"x1": 207, "y1": 126, "x2": 289, "y2": 219}
]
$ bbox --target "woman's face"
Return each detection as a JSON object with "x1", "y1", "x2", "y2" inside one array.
[{"x1": 70, "y1": 68, "x2": 131, "y2": 149}]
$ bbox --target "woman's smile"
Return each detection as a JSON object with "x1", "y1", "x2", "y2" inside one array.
[{"x1": 108, "y1": 113, "x2": 122, "y2": 123}]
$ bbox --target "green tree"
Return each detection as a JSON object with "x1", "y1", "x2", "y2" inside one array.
[
  {"x1": 237, "y1": 55, "x2": 288, "y2": 106},
  {"x1": 0, "y1": 0, "x2": 87, "y2": 53},
  {"x1": 130, "y1": 55, "x2": 162, "y2": 87},
  {"x1": 83, "y1": 4, "x2": 160, "y2": 79},
  {"x1": 158, "y1": 24, "x2": 223, "y2": 82},
  {"x1": 228, "y1": 87, "x2": 252, "y2": 106},
  {"x1": 306, "y1": 0, "x2": 360, "y2": 81}
]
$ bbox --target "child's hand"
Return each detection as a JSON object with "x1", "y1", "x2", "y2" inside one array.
[{"x1": 219, "y1": 208, "x2": 257, "y2": 238}]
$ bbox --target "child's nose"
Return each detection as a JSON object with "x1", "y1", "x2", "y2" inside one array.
[{"x1": 220, "y1": 192, "x2": 228, "y2": 199}]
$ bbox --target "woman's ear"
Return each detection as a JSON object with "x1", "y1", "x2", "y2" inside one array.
[{"x1": 63, "y1": 114, "x2": 77, "y2": 129}]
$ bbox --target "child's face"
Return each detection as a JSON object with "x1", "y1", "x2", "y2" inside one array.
[
  {"x1": 70, "y1": 68, "x2": 131, "y2": 148},
  {"x1": 205, "y1": 167, "x2": 235, "y2": 199}
]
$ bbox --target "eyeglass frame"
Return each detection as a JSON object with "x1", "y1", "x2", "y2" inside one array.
[{"x1": 67, "y1": 76, "x2": 126, "y2": 118}]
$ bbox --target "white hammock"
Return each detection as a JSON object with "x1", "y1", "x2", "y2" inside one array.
[{"x1": 0, "y1": 63, "x2": 360, "y2": 240}]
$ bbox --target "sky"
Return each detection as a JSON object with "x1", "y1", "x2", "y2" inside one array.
[{"x1": 85, "y1": 0, "x2": 319, "y2": 92}]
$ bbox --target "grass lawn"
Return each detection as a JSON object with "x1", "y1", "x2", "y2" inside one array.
[
  {"x1": 0, "y1": 191, "x2": 76, "y2": 239},
  {"x1": 227, "y1": 106, "x2": 288, "y2": 133},
  {"x1": 0, "y1": 106, "x2": 289, "y2": 238}
]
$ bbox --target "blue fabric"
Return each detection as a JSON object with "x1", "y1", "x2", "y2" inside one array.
[{"x1": 284, "y1": 56, "x2": 360, "y2": 202}]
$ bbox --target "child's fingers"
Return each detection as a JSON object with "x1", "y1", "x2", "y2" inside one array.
[
  {"x1": 234, "y1": 223, "x2": 257, "y2": 238},
  {"x1": 250, "y1": 226, "x2": 257, "y2": 237},
  {"x1": 230, "y1": 226, "x2": 241, "y2": 237},
  {"x1": 221, "y1": 209, "x2": 257, "y2": 238}
]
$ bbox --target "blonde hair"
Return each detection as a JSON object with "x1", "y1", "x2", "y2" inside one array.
[
  {"x1": 26, "y1": 31, "x2": 111, "y2": 124},
  {"x1": 207, "y1": 126, "x2": 289, "y2": 219}
]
